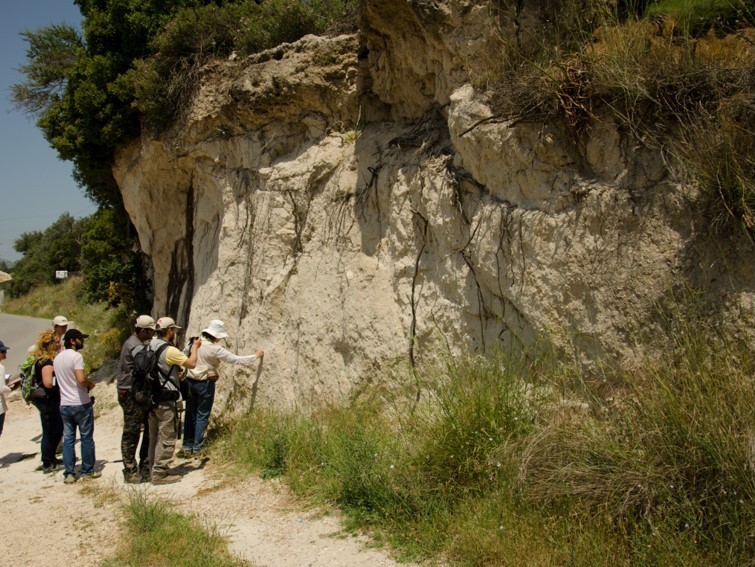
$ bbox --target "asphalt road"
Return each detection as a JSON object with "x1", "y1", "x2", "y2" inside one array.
[{"x1": 0, "y1": 313, "x2": 52, "y2": 378}]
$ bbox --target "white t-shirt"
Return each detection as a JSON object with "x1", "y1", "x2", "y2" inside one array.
[{"x1": 54, "y1": 349, "x2": 91, "y2": 406}]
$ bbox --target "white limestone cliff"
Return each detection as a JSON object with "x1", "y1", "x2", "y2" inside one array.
[{"x1": 113, "y1": 0, "x2": 755, "y2": 414}]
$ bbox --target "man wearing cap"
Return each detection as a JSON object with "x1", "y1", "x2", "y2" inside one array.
[
  {"x1": 179, "y1": 320, "x2": 264, "y2": 459},
  {"x1": 54, "y1": 329, "x2": 99, "y2": 483},
  {"x1": 147, "y1": 317, "x2": 201, "y2": 484},
  {"x1": 116, "y1": 315, "x2": 157, "y2": 483},
  {"x1": 52, "y1": 315, "x2": 69, "y2": 353}
]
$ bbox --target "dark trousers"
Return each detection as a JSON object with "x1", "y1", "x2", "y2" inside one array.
[
  {"x1": 32, "y1": 397, "x2": 63, "y2": 467},
  {"x1": 118, "y1": 390, "x2": 151, "y2": 479}
]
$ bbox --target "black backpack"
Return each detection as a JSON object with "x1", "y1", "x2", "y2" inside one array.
[{"x1": 131, "y1": 343, "x2": 176, "y2": 405}]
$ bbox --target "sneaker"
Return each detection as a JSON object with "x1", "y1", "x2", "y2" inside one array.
[
  {"x1": 80, "y1": 471, "x2": 102, "y2": 480},
  {"x1": 64, "y1": 475, "x2": 77, "y2": 484},
  {"x1": 151, "y1": 474, "x2": 182, "y2": 485},
  {"x1": 42, "y1": 463, "x2": 60, "y2": 474}
]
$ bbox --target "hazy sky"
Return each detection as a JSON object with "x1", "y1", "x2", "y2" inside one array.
[{"x1": 0, "y1": 1, "x2": 96, "y2": 263}]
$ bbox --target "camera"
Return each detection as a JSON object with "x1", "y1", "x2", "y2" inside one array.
[{"x1": 182, "y1": 336, "x2": 199, "y2": 355}]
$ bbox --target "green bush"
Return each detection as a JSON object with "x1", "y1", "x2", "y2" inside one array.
[
  {"x1": 647, "y1": 0, "x2": 755, "y2": 35},
  {"x1": 407, "y1": 352, "x2": 543, "y2": 497},
  {"x1": 8, "y1": 214, "x2": 81, "y2": 297}
]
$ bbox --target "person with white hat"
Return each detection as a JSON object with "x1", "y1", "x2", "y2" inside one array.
[
  {"x1": 178, "y1": 319, "x2": 264, "y2": 459},
  {"x1": 116, "y1": 314, "x2": 157, "y2": 484},
  {"x1": 52, "y1": 315, "x2": 69, "y2": 353}
]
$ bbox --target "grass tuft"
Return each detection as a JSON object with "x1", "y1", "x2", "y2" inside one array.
[{"x1": 103, "y1": 491, "x2": 245, "y2": 567}]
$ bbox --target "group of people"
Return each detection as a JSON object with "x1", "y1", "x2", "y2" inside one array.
[
  {"x1": 116, "y1": 314, "x2": 264, "y2": 484},
  {"x1": 2, "y1": 313, "x2": 263, "y2": 486},
  {"x1": 19, "y1": 316, "x2": 99, "y2": 483}
]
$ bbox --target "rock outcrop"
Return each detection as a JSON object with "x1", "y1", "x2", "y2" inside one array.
[{"x1": 113, "y1": 0, "x2": 755, "y2": 412}]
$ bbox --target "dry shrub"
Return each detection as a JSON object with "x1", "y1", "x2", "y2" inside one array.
[{"x1": 475, "y1": 3, "x2": 755, "y2": 232}]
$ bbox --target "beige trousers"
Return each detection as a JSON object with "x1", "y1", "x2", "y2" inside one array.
[{"x1": 148, "y1": 402, "x2": 177, "y2": 478}]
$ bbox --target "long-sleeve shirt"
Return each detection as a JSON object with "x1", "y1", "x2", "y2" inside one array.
[{"x1": 187, "y1": 342, "x2": 257, "y2": 381}]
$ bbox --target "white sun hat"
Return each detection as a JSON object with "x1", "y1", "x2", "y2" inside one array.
[{"x1": 202, "y1": 320, "x2": 229, "y2": 339}]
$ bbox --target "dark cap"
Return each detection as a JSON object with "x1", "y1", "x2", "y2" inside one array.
[
  {"x1": 63, "y1": 329, "x2": 89, "y2": 348},
  {"x1": 0, "y1": 340, "x2": 8, "y2": 353}
]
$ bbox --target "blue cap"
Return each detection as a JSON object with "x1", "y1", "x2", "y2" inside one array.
[{"x1": 0, "y1": 340, "x2": 8, "y2": 353}]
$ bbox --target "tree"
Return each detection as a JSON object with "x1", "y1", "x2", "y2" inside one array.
[
  {"x1": 8, "y1": 214, "x2": 81, "y2": 297},
  {"x1": 12, "y1": 1, "x2": 207, "y2": 207},
  {"x1": 78, "y1": 208, "x2": 151, "y2": 311}
]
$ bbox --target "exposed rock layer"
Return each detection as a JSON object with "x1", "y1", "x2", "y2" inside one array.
[{"x1": 113, "y1": 0, "x2": 755, "y2": 412}]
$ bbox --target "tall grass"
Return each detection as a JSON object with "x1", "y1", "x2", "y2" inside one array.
[
  {"x1": 103, "y1": 491, "x2": 245, "y2": 567},
  {"x1": 215, "y1": 310, "x2": 755, "y2": 565}
]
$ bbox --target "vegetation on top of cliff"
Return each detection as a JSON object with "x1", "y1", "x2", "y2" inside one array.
[
  {"x1": 12, "y1": 0, "x2": 359, "y2": 209},
  {"x1": 132, "y1": 0, "x2": 359, "y2": 132},
  {"x1": 10, "y1": 0, "x2": 357, "y2": 305},
  {"x1": 480, "y1": 0, "x2": 755, "y2": 232}
]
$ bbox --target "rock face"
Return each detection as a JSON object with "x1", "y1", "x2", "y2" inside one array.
[{"x1": 113, "y1": 0, "x2": 755, "y2": 412}]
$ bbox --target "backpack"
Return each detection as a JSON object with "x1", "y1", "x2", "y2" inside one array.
[
  {"x1": 19, "y1": 356, "x2": 38, "y2": 404},
  {"x1": 131, "y1": 343, "x2": 177, "y2": 405}
]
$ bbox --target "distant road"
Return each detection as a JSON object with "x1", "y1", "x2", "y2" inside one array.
[{"x1": 0, "y1": 313, "x2": 51, "y2": 377}]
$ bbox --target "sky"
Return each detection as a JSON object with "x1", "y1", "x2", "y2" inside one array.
[{"x1": 0, "y1": 1, "x2": 96, "y2": 263}]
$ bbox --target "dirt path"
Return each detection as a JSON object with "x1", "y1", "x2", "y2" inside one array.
[{"x1": 0, "y1": 388, "x2": 415, "y2": 567}]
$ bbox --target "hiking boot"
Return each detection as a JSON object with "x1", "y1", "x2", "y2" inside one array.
[
  {"x1": 151, "y1": 474, "x2": 182, "y2": 485},
  {"x1": 176, "y1": 448, "x2": 191, "y2": 459},
  {"x1": 80, "y1": 471, "x2": 102, "y2": 480},
  {"x1": 43, "y1": 463, "x2": 61, "y2": 474},
  {"x1": 124, "y1": 473, "x2": 142, "y2": 484},
  {"x1": 63, "y1": 474, "x2": 77, "y2": 484}
]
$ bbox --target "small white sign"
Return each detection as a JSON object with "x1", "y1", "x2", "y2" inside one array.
[{"x1": 55, "y1": 270, "x2": 68, "y2": 279}]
